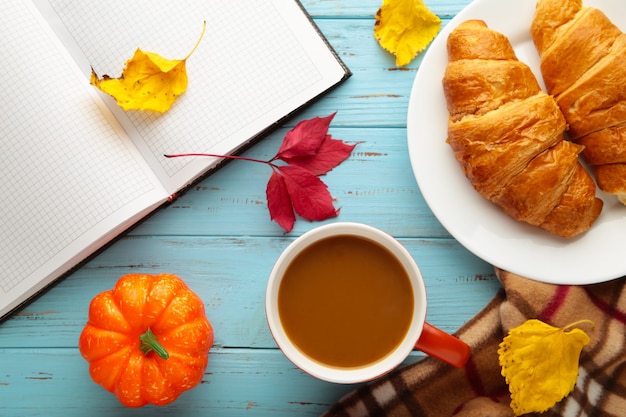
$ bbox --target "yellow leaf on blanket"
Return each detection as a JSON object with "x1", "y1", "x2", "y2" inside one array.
[
  {"x1": 91, "y1": 21, "x2": 206, "y2": 113},
  {"x1": 498, "y1": 319, "x2": 593, "y2": 416},
  {"x1": 373, "y1": 0, "x2": 441, "y2": 66}
]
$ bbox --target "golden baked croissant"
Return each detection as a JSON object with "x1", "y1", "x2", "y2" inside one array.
[
  {"x1": 443, "y1": 20, "x2": 602, "y2": 238},
  {"x1": 531, "y1": 0, "x2": 626, "y2": 203}
]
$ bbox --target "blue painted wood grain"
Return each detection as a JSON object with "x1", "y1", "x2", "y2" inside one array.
[{"x1": 0, "y1": 1, "x2": 499, "y2": 415}]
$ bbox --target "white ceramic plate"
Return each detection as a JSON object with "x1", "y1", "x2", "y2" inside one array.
[{"x1": 407, "y1": 0, "x2": 626, "y2": 284}]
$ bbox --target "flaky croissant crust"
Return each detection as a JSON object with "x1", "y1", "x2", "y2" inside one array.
[
  {"x1": 443, "y1": 20, "x2": 602, "y2": 238},
  {"x1": 532, "y1": 0, "x2": 626, "y2": 203}
]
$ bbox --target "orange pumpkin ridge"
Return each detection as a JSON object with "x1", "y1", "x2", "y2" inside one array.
[{"x1": 78, "y1": 273, "x2": 214, "y2": 408}]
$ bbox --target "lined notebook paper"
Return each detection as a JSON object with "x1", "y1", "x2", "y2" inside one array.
[{"x1": 0, "y1": 0, "x2": 350, "y2": 319}]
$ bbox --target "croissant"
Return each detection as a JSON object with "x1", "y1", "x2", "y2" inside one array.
[
  {"x1": 531, "y1": 0, "x2": 626, "y2": 203},
  {"x1": 443, "y1": 20, "x2": 602, "y2": 238}
]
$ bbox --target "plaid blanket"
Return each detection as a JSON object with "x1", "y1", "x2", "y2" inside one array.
[{"x1": 322, "y1": 268, "x2": 626, "y2": 417}]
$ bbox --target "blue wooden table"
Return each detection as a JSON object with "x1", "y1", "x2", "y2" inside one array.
[{"x1": 0, "y1": 1, "x2": 503, "y2": 415}]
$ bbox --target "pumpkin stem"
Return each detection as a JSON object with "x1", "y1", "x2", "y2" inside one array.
[{"x1": 139, "y1": 328, "x2": 169, "y2": 360}]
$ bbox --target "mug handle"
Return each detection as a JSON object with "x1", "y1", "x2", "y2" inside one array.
[{"x1": 414, "y1": 322, "x2": 471, "y2": 368}]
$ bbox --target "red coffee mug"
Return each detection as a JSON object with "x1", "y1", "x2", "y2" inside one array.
[{"x1": 265, "y1": 222, "x2": 470, "y2": 384}]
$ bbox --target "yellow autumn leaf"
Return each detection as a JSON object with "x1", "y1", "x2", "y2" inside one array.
[
  {"x1": 374, "y1": 0, "x2": 441, "y2": 66},
  {"x1": 91, "y1": 22, "x2": 206, "y2": 113},
  {"x1": 498, "y1": 319, "x2": 593, "y2": 416}
]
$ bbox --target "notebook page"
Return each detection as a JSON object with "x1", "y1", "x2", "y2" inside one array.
[
  {"x1": 33, "y1": 0, "x2": 349, "y2": 194},
  {"x1": 0, "y1": 0, "x2": 168, "y2": 317}
]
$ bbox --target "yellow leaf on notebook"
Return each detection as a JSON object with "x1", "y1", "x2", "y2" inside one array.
[
  {"x1": 498, "y1": 319, "x2": 593, "y2": 416},
  {"x1": 91, "y1": 22, "x2": 206, "y2": 113},
  {"x1": 373, "y1": 0, "x2": 441, "y2": 66}
]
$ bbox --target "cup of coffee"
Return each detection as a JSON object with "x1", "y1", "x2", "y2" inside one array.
[{"x1": 265, "y1": 222, "x2": 470, "y2": 384}]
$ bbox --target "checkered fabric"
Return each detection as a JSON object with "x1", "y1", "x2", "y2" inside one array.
[{"x1": 322, "y1": 268, "x2": 626, "y2": 417}]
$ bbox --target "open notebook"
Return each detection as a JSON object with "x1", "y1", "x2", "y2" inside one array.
[{"x1": 0, "y1": 0, "x2": 350, "y2": 319}]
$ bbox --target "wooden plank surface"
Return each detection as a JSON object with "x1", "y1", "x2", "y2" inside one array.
[{"x1": 0, "y1": 1, "x2": 500, "y2": 416}]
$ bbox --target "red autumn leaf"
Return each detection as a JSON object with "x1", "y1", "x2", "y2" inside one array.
[
  {"x1": 274, "y1": 112, "x2": 336, "y2": 160},
  {"x1": 280, "y1": 134, "x2": 356, "y2": 176},
  {"x1": 165, "y1": 112, "x2": 354, "y2": 232},
  {"x1": 266, "y1": 169, "x2": 296, "y2": 232},
  {"x1": 277, "y1": 165, "x2": 338, "y2": 221}
]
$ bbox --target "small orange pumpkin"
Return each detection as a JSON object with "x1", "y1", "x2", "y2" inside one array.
[{"x1": 79, "y1": 273, "x2": 214, "y2": 407}]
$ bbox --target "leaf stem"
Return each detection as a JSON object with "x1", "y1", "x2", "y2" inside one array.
[
  {"x1": 164, "y1": 152, "x2": 271, "y2": 165},
  {"x1": 563, "y1": 319, "x2": 595, "y2": 332},
  {"x1": 184, "y1": 21, "x2": 207, "y2": 61}
]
